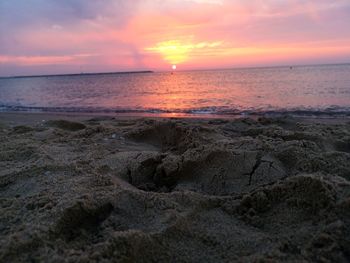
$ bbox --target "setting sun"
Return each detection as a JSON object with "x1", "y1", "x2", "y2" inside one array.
[{"x1": 172, "y1": 65, "x2": 177, "y2": 70}]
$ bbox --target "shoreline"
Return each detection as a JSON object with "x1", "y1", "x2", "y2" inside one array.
[
  {"x1": 1, "y1": 111, "x2": 350, "y2": 126},
  {"x1": 1, "y1": 112, "x2": 350, "y2": 262}
]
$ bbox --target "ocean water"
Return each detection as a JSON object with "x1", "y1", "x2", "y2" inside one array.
[{"x1": 0, "y1": 64, "x2": 350, "y2": 117}]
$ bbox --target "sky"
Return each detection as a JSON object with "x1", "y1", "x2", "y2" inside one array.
[{"x1": 0, "y1": 0, "x2": 350, "y2": 76}]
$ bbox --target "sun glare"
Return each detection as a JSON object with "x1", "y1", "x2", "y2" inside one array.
[
  {"x1": 172, "y1": 65, "x2": 177, "y2": 70},
  {"x1": 145, "y1": 40, "x2": 222, "y2": 65},
  {"x1": 146, "y1": 40, "x2": 189, "y2": 64}
]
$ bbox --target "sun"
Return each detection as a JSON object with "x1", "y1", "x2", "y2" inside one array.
[{"x1": 172, "y1": 65, "x2": 177, "y2": 70}]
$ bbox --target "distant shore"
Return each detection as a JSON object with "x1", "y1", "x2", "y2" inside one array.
[{"x1": 0, "y1": 70, "x2": 153, "y2": 79}]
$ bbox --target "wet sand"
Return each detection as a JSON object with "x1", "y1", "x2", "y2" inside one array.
[{"x1": 1, "y1": 112, "x2": 350, "y2": 262}]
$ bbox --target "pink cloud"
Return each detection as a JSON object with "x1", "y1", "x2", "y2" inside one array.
[{"x1": 1, "y1": 0, "x2": 350, "y2": 75}]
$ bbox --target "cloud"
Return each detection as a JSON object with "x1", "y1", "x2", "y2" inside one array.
[
  {"x1": 0, "y1": 0, "x2": 134, "y2": 27},
  {"x1": 0, "y1": 0, "x2": 139, "y2": 55},
  {"x1": 0, "y1": 0, "x2": 350, "y2": 75}
]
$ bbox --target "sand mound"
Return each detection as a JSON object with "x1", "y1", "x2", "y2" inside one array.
[
  {"x1": 126, "y1": 121, "x2": 202, "y2": 153},
  {"x1": 1, "y1": 116, "x2": 350, "y2": 262},
  {"x1": 12, "y1": 125, "x2": 34, "y2": 134},
  {"x1": 53, "y1": 198, "x2": 113, "y2": 240},
  {"x1": 238, "y1": 174, "x2": 336, "y2": 221},
  {"x1": 46, "y1": 120, "x2": 86, "y2": 131}
]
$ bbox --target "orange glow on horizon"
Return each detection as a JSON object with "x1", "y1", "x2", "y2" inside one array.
[
  {"x1": 1, "y1": 0, "x2": 350, "y2": 75},
  {"x1": 145, "y1": 40, "x2": 223, "y2": 64},
  {"x1": 143, "y1": 39, "x2": 350, "y2": 69},
  {"x1": 1, "y1": 41, "x2": 349, "y2": 68}
]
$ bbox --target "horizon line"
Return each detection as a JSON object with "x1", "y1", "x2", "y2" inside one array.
[
  {"x1": 1, "y1": 62, "x2": 349, "y2": 79},
  {"x1": 0, "y1": 70, "x2": 154, "y2": 79}
]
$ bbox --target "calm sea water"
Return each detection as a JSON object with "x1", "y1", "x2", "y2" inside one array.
[{"x1": 1, "y1": 64, "x2": 350, "y2": 117}]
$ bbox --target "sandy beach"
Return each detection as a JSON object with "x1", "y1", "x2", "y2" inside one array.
[{"x1": 1, "y1": 112, "x2": 350, "y2": 262}]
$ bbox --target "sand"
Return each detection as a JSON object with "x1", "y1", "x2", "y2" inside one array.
[{"x1": 0, "y1": 112, "x2": 350, "y2": 262}]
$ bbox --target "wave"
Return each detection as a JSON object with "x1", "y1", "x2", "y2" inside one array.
[{"x1": 1, "y1": 104, "x2": 350, "y2": 118}]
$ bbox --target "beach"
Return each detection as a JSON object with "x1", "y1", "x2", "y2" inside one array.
[{"x1": 1, "y1": 112, "x2": 350, "y2": 262}]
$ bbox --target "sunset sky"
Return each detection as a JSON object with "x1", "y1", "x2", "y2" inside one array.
[{"x1": 1, "y1": 0, "x2": 350, "y2": 76}]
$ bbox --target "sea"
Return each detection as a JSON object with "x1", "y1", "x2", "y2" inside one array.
[{"x1": 1, "y1": 64, "x2": 350, "y2": 118}]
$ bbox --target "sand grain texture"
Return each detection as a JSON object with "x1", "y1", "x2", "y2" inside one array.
[{"x1": 1, "y1": 114, "x2": 350, "y2": 262}]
